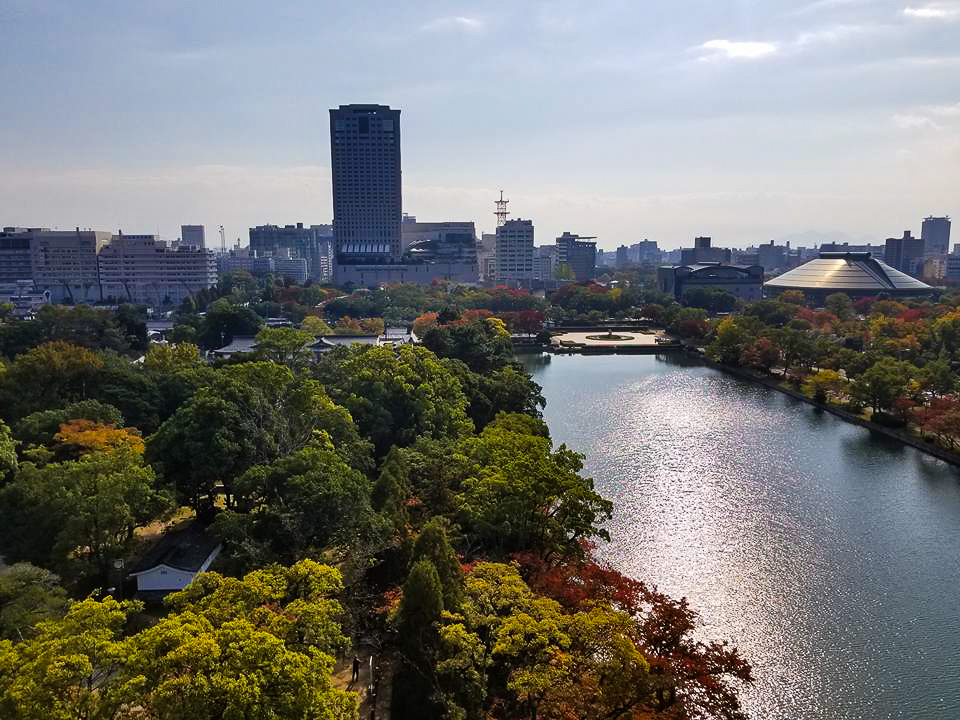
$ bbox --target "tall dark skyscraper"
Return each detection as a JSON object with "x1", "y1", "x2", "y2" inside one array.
[
  {"x1": 921, "y1": 216, "x2": 951, "y2": 256},
  {"x1": 329, "y1": 104, "x2": 402, "y2": 262}
]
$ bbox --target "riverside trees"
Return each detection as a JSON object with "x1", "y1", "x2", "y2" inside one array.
[{"x1": 0, "y1": 298, "x2": 753, "y2": 720}]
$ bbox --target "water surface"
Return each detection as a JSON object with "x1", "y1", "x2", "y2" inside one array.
[{"x1": 520, "y1": 353, "x2": 960, "y2": 720}]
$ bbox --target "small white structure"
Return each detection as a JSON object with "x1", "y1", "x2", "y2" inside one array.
[{"x1": 129, "y1": 523, "x2": 221, "y2": 595}]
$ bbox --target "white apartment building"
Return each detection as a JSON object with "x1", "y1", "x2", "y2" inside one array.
[
  {"x1": 494, "y1": 219, "x2": 534, "y2": 284},
  {"x1": 98, "y1": 234, "x2": 216, "y2": 306}
]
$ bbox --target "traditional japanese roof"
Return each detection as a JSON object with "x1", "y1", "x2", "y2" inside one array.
[
  {"x1": 130, "y1": 521, "x2": 221, "y2": 575},
  {"x1": 764, "y1": 252, "x2": 933, "y2": 294}
]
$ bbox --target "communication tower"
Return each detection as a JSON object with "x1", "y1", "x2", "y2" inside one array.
[
  {"x1": 494, "y1": 190, "x2": 510, "y2": 227},
  {"x1": 219, "y1": 225, "x2": 226, "y2": 255}
]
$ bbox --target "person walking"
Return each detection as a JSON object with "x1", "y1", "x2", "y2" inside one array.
[{"x1": 351, "y1": 655, "x2": 361, "y2": 683}]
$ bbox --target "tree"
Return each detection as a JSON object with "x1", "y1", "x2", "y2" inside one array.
[
  {"x1": 0, "y1": 562, "x2": 357, "y2": 720},
  {"x1": 52, "y1": 420, "x2": 145, "y2": 459},
  {"x1": 707, "y1": 317, "x2": 748, "y2": 365},
  {"x1": 918, "y1": 358, "x2": 956, "y2": 397},
  {"x1": 0, "y1": 596, "x2": 139, "y2": 720},
  {"x1": 413, "y1": 312, "x2": 439, "y2": 338},
  {"x1": 216, "y1": 441, "x2": 379, "y2": 570},
  {"x1": 142, "y1": 342, "x2": 202, "y2": 372},
  {"x1": 421, "y1": 320, "x2": 514, "y2": 374},
  {"x1": 854, "y1": 357, "x2": 916, "y2": 415},
  {"x1": 740, "y1": 336, "x2": 781, "y2": 372},
  {"x1": 148, "y1": 362, "x2": 371, "y2": 511},
  {"x1": 301, "y1": 315, "x2": 334, "y2": 337},
  {"x1": 457, "y1": 414, "x2": 612, "y2": 560},
  {"x1": 0, "y1": 342, "x2": 104, "y2": 420},
  {"x1": 14, "y1": 400, "x2": 124, "y2": 448},
  {"x1": 825, "y1": 292, "x2": 854, "y2": 320},
  {"x1": 254, "y1": 326, "x2": 313, "y2": 369},
  {"x1": 412, "y1": 519, "x2": 463, "y2": 611},
  {"x1": 552, "y1": 263, "x2": 574, "y2": 281},
  {"x1": 314, "y1": 345, "x2": 472, "y2": 457},
  {"x1": 670, "y1": 307, "x2": 709, "y2": 339},
  {"x1": 803, "y1": 369, "x2": 847, "y2": 404},
  {"x1": 0, "y1": 564, "x2": 69, "y2": 641},
  {"x1": 198, "y1": 297, "x2": 263, "y2": 349},
  {"x1": 0, "y1": 450, "x2": 171, "y2": 583},
  {"x1": 0, "y1": 421, "x2": 15, "y2": 482}
]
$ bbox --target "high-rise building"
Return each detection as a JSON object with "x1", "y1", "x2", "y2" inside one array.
[
  {"x1": 181, "y1": 225, "x2": 205, "y2": 249},
  {"x1": 494, "y1": 219, "x2": 534, "y2": 284},
  {"x1": 329, "y1": 104, "x2": 402, "y2": 264},
  {"x1": 921, "y1": 216, "x2": 951, "y2": 256},
  {"x1": 884, "y1": 230, "x2": 925, "y2": 277},
  {"x1": 555, "y1": 232, "x2": 597, "y2": 281}
]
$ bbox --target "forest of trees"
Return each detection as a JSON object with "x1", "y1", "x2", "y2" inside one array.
[{"x1": 0, "y1": 281, "x2": 753, "y2": 720}]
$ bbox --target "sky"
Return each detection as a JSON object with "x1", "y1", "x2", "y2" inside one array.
[{"x1": 0, "y1": 0, "x2": 957, "y2": 251}]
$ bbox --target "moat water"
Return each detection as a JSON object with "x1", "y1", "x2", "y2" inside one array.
[{"x1": 520, "y1": 352, "x2": 960, "y2": 720}]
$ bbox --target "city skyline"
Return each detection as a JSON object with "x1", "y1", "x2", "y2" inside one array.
[{"x1": 1, "y1": 1, "x2": 957, "y2": 250}]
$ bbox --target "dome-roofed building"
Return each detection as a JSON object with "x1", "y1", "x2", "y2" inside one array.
[{"x1": 764, "y1": 252, "x2": 934, "y2": 302}]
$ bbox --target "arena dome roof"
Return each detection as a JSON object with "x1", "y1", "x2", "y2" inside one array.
[{"x1": 764, "y1": 252, "x2": 933, "y2": 296}]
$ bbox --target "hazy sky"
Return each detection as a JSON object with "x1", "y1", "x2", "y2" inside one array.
[{"x1": 1, "y1": 0, "x2": 957, "y2": 250}]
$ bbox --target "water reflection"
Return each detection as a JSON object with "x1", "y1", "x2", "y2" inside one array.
[{"x1": 525, "y1": 353, "x2": 960, "y2": 720}]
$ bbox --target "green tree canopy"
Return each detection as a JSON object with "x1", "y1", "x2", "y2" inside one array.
[
  {"x1": 315, "y1": 345, "x2": 472, "y2": 457},
  {"x1": 0, "y1": 450, "x2": 171, "y2": 585},
  {"x1": 148, "y1": 362, "x2": 371, "y2": 511}
]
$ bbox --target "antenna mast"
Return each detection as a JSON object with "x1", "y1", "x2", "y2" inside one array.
[{"x1": 494, "y1": 190, "x2": 510, "y2": 227}]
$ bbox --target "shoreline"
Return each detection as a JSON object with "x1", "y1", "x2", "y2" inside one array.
[{"x1": 696, "y1": 353, "x2": 960, "y2": 469}]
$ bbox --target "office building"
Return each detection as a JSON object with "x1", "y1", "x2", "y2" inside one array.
[
  {"x1": 31, "y1": 228, "x2": 111, "y2": 303},
  {"x1": 946, "y1": 255, "x2": 960, "y2": 283},
  {"x1": 0, "y1": 227, "x2": 34, "y2": 284},
  {"x1": 404, "y1": 223, "x2": 478, "y2": 266},
  {"x1": 98, "y1": 233, "x2": 217, "y2": 306},
  {"x1": 494, "y1": 219, "x2": 534, "y2": 284},
  {"x1": 273, "y1": 257, "x2": 309, "y2": 284},
  {"x1": 616, "y1": 245, "x2": 629, "y2": 268},
  {"x1": 631, "y1": 240, "x2": 660, "y2": 265},
  {"x1": 884, "y1": 231, "x2": 925, "y2": 277},
  {"x1": 658, "y1": 262, "x2": 764, "y2": 302},
  {"x1": 534, "y1": 245, "x2": 557, "y2": 282},
  {"x1": 921, "y1": 216, "x2": 951, "y2": 256},
  {"x1": 401, "y1": 218, "x2": 476, "y2": 254},
  {"x1": 766, "y1": 251, "x2": 933, "y2": 301},
  {"x1": 478, "y1": 232, "x2": 497, "y2": 282},
  {"x1": 180, "y1": 225, "x2": 205, "y2": 249},
  {"x1": 680, "y1": 236, "x2": 732, "y2": 265},
  {"x1": 329, "y1": 104, "x2": 402, "y2": 264},
  {"x1": 249, "y1": 223, "x2": 331, "y2": 281},
  {"x1": 555, "y1": 232, "x2": 597, "y2": 281},
  {"x1": 757, "y1": 242, "x2": 787, "y2": 273}
]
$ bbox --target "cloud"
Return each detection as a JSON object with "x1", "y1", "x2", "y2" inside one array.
[
  {"x1": 698, "y1": 39, "x2": 778, "y2": 61},
  {"x1": 794, "y1": 24, "x2": 879, "y2": 48},
  {"x1": 903, "y1": 4, "x2": 960, "y2": 19},
  {"x1": 421, "y1": 16, "x2": 486, "y2": 33},
  {"x1": 892, "y1": 113, "x2": 942, "y2": 129},
  {"x1": 891, "y1": 103, "x2": 960, "y2": 130}
]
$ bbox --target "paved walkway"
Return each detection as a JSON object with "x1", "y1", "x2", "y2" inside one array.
[{"x1": 552, "y1": 330, "x2": 662, "y2": 347}]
